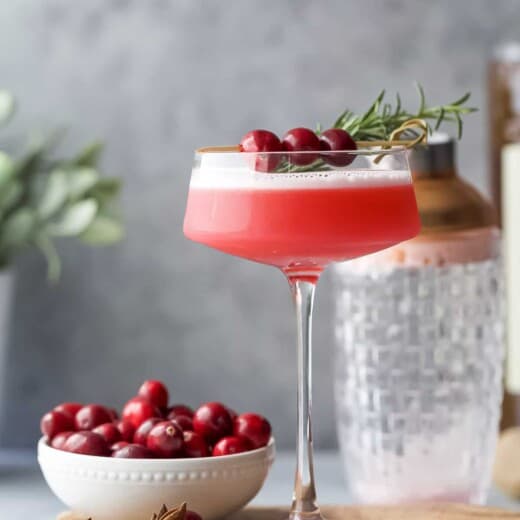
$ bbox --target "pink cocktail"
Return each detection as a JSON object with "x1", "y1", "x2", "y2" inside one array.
[
  {"x1": 185, "y1": 166, "x2": 419, "y2": 275},
  {"x1": 183, "y1": 148, "x2": 420, "y2": 520}
]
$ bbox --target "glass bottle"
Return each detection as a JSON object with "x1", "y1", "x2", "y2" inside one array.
[
  {"x1": 488, "y1": 42, "x2": 520, "y2": 429},
  {"x1": 333, "y1": 136, "x2": 503, "y2": 504}
]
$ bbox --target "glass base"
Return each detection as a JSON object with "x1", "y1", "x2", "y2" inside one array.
[{"x1": 289, "y1": 509, "x2": 324, "y2": 520}]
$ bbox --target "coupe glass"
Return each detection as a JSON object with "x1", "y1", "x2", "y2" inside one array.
[{"x1": 183, "y1": 146, "x2": 420, "y2": 520}]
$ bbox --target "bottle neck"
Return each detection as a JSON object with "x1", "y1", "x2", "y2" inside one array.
[{"x1": 409, "y1": 139, "x2": 456, "y2": 179}]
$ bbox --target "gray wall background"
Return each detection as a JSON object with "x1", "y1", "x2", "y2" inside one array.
[{"x1": 0, "y1": 0, "x2": 517, "y2": 450}]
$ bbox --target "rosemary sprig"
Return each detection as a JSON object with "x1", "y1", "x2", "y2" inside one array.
[
  {"x1": 275, "y1": 85, "x2": 476, "y2": 173},
  {"x1": 331, "y1": 83, "x2": 477, "y2": 141}
]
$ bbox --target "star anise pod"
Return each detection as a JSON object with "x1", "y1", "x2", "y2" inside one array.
[{"x1": 150, "y1": 502, "x2": 187, "y2": 520}]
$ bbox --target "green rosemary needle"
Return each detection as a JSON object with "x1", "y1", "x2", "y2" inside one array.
[{"x1": 331, "y1": 83, "x2": 477, "y2": 141}]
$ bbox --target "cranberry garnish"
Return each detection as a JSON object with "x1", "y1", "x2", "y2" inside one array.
[
  {"x1": 110, "y1": 441, "x2": 130, "y2": 451},
  {"x1": 282, "y1": 127, "x2": 321, "y2": 166},
  {"x1": 54, "y1": 402, "x2": 83, "y2": 419},
  {"x1": 133, "y1": 417, "x2": 162, "y2": 446},
  {"x1": 170, "y1": 415, "x2": 193, "y2": 432},
  {"x1": 185, "y1": 511, "x2": 203, "y2": 520},
  {"x1": 75, "y1": 404, "x2": 113, "y2": 431},
  {"x1": 138, "y1": 380, "x2": 169, "y2": 410},
  {"x1": 212, "y1": 436, "x2": 252, "y2": 456},
  {"x1": 40, "y1": 410, "x2": 74, "y2": 440},
  {"x1": 64, "y1": 431, "x2": 109, "y2": 456},
  {"x1": 183, "y1": 431, "x2": 209, "y2": 458},
  {"x1": 146, "y1": 421, "x2": 184, "y2": 458},
  {"x1": 115, "y1": 420, "x2": 136, "y2": 442},
  {"x1": 112, "y1": 443, "x2": 154, "y2": 459},
  {"x1": 122, "y1": 396, "x2": 161, "y2": 429},
  {"x1": 50, "y1": 431, "x2": 74, "y2": 450},
  {"x1": 193, "y1": 402, "x2": 233, "y2": 443},
  {"x1": 92, "y1": 423, "x2": 122, "y2": 445},
  {"x1": 234, "y1": 413, "x2": 271, "y2": 449},
  {"x1": 167, "y1": 404, "x2": 195, "y2": 419},
  {"x1": 319, "y1": 128, "x2": 357, "y2": 166},
  {"x1": 239, "y1": 129, "x2": 283, "y2": 172}
]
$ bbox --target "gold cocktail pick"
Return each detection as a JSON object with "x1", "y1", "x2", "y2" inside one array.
[
  {"x1": 369, "y1": 118, "x2": 428, "y2": 163},
  {"x1": 196, "y1": 118, "x2": 428, "y2": 156},
  {"x1": 356, "y1": 118, "x2": 428, "y2": 150}
]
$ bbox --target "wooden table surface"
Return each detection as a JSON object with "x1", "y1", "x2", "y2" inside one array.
[{"x1": 58, "y1": 504, "x2": 520, "y2": 520}]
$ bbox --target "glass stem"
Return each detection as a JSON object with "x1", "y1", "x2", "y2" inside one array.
[{"x1": 289, "y1": 277, "x2": 321, "y2": 520}]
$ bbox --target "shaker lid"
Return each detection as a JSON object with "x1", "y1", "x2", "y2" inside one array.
[
  {"x1": 408, "y1": 137, "x2": 498, "y2": 233},
  {"x1": 493, "y1": 41, "x2": 520, "y2": 62},
  {"x1": 408, "y1": 132, "x2": 453, "y2": 177}
]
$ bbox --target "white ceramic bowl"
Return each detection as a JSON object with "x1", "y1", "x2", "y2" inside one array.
[{"x1": 38, "y1": 437, "x2": 275, "y2": 520}]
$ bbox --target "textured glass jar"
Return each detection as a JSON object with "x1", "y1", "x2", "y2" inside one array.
[{"x1": 333, "y1": 137, "x2": 504, "y2": 504}]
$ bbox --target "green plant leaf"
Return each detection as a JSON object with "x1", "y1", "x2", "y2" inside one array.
[
  {"x1": 37, "y1": 169, "x2": 68, "y2": 219},
  {"x1": 35, "y1": 233, "x2": 61, "y2": 282},
  {"x1": 14, "y1": 144, "x2": 46, "y2": 180},
  {"x1": 67, "y1": 167, "x2": 100, "y2": 200},
  {"x1": 455, "y1": 111, "x2": 463, "y2": 139},
  {"x1": 88, "y1": 177, "x2": 121, "y2": 206},
  {"x1": 47, "y1": 198, "x2": 98, "y2": 236},
  {"x1": 73, "y1": 142, "x2": 104, "y2": 167},
  {"x1": 416, "y1": 82, "x2": 426, "y2": 114},
  {"x1": 0, "y1": 90, "x2": 15, "y2": 125},
  {"x1": 0, "y1": 151, "x2": 15, "y2": 188},
  {"x1": 434, "y1": 107, "x2": 445, "y2": 131},
  {"x1": 0, "y1": 180, "x2": 23, "y2": 215},
  {"x1": 80, "y1": 214, "x2": 124, "y2": 245},
  {"x1": 452, "y1": 92, "x2": 471, "y2": 106},
  {"x1": 0, "y1": 208, "x2": 35, "y2": 250}
]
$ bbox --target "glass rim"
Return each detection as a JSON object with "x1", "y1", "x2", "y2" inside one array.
[{"x1": 195, "y1": 145, "x2": 408, "y2": 157}]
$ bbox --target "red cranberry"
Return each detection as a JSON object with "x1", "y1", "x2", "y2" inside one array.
[
  {"x1": 170, "y1": 415, "x2": 193, "y2": 432},
  {"x1": 138, "y1": 380, "x2": 169, "y2": 409},
  {"x1": 193, "y1": 402, "x2": 233, "y2": 443},
  {"x1": 54, "y1": 402, "x2": 83, "y2": 419},
  {"x1": 40, "y1": 410, "x2": 74, "y2": 440},
  {"x1": 112, "y1": 443, "x2": 154, "y2": 459},
  {"x1": 167, "y1": 404, "x2": 194, "y2": 419},
  {"x1": 234, "y1": 413, "x2": 271, "y2": 449},
  {"x1": 319, "y1": 128, "x2": 357, "y2": 166},
  {"x1": 147, "y1": 421, "x2": 184, "y2": 458},
  {"x1": 282, "y1": 127, "x2": 321, "y2": 166},
  {"x1": 50, "y1": 431, "x2": 74, "y2": 450},
  {"x1": 183, "y1": 431, "x2": 209, "y2": 458},
  {"x1": 133, "y1": 417, "x2": 162, "y2": 446},
  {"x1": 122, "y1": 396, "x2": 161, "y2": 429},
  {"x1": 115, "y1": 420, "x2": 136, "y2": 442},
  {"x1": 239, "y1": 129, "x2": 283, "y2": 172},
  {"x1": 110, "y1": 441, "x2": 130, "y2": 451},
  {"x1": 92, "y1": 423, "x2": 122, "y2": 445},
  {"x1": 185, "y1": 511, "x2": 203, "y2": 520},
  {"x1": 108, "y1": 408, "x2": 119, "y2": 421},
  {"x1": 64, "y1": 431, "x2": 109, "y2": 456},
  {"x1": 212, "y1": 436, "x2": 252, "y2": 456},
  {"x1": 226, "y1": 407, "x2": 238, "y2": 423},
  {"x1": 75, "y1": 404, "x2": 113, "y2": 431}
]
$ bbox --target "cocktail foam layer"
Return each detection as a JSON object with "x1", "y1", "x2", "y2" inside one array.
[{"x1": 190, "y1": 167, "x2": 411, "y2": 190}]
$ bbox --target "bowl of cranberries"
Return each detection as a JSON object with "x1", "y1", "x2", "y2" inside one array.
[{"x1": 38, "y1": 380, "x2": 275, "y2": 520}]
